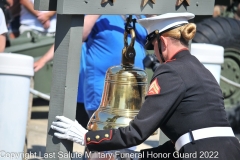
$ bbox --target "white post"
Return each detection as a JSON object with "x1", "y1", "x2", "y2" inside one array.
[{"x1": 0, "y1": 53, "x2": 34, "y2": 160}]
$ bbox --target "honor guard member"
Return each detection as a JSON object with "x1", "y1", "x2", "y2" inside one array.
[{"x1": 51, "y1": 12, "x2": 240, "y2": 160}]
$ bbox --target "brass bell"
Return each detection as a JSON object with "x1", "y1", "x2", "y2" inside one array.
[{"x1": 87, "y1": 27, "x2": 148, "y2": 131}]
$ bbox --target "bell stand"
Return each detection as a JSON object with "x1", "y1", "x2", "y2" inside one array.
[{"x1": 34, "y1": 0, "x2": 215, "y2": 159}]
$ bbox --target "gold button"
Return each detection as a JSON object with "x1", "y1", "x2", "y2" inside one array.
[
  {"x1": 105, "y1": 134, "x2": 109, "y2": 138},
  {"x1": 87, "y1": 137, "x2": 90, "y2": 142},
  {"x1": 96, "y1": 135, "x2": 100, "y2": 139}
]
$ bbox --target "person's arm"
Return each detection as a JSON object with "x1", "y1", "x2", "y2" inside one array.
[
  {"x1": 37, "y1": 11, "x2": 56, "y2": 29},
  {"x1": 37, "y1": 11, "x2": 56, "y2": 24},
  {"x1": 34, "y1": 15, "x2": 100, "y2": 71},
  {"x1": 7, "y1": 0, "x2": 14, "y2": 7},
  {"x1": 34, "y1": 45, "x2": 54, "y2": 72},
  {"x1": 0, "y1": 34, "x2": 6, "y2": 52},
  {"x1": 20, "y1": 0, "x2": 39, "y2": 17},
  {"x1": 43, "y1": 11, "x2": 56, "y2": 18},
  {"x1": 0, "y1": 9, "x2": 7, "y2": 52},
  {"x1": 82, "y1": 15, "x2": 100, "y2": 41}
]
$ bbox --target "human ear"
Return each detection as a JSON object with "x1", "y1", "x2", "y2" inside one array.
[{"x1": 160, "y1": 36, "x2": 167, "y2": 52}]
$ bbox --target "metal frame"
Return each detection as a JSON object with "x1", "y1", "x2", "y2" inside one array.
[{"x1": 34, "y1": 0, "x2": 215, "y2": 159}]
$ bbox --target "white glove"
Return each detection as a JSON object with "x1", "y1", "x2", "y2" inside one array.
[{"x1": 51, "y1": 116, "x2": 88, "y2": 146}]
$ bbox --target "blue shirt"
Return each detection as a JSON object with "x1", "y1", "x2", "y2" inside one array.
[
  {"x1": 77, "y1": 15, "x2": 147, "y2": 111},
  {"x1": 77, "y1": 43, "x2": 86, "y2": 103}
]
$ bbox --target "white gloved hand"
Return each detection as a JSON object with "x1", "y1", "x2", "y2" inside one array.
[{"x1": 51, "y1": 116, "x2": 88, "y2": 146}]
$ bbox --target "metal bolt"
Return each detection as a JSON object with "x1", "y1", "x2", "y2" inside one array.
[
  {"x1": 227, "y1": 64, "x2": 231, "y2": 68},
  {"x1": 236, "y1": 75, "x2": 239, "y2": 79},
  {"x1": 233, "y1": 68, "x2": 236, "y2": 72},
  {"x1": 221, "y1": 66, "x2": 224, "y2": 70},
  {"x1": 196, "y1": 2, "x2": 199, "y2": 6}
]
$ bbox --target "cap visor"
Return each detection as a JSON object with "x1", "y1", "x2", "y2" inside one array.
[{"x1": 145, "y1": 41, "x2": 154, "y2": 50}]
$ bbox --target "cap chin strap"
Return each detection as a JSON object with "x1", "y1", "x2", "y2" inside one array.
[
  {"x1": 153, "y1": 23, "x2": 188, "y2": 63},
  {"x1": 156, "y1": 33, "x2": 165, "y2": 63}
]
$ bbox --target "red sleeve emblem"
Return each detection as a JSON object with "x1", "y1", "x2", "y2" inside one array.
[{"x1": 148, "y1": 78, "x2": 161, "y2": 95}]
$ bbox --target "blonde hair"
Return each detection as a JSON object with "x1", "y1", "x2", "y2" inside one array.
[{"x1": 162, "y1": 23, "x2": 196, "y2": 43}]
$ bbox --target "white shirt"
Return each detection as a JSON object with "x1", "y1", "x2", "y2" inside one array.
[
  {"x1": 20, "y1": 0, "x2": 56, "y2": 33},
  {"x1": 0, "y1": 8, "x2": 8, "y2": 35}
]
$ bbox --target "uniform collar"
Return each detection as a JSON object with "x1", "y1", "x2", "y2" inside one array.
[
  {"x1": 172, "y1": 49, "x2": 191, "y2": 59},
  {"x1": 152, "y1": 49, "x2": 190, "y2": 80}
]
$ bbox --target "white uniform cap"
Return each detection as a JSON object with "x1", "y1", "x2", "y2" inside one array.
[{"x1": 138, "y1": 12, "x2": 195, "y2": 35}]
